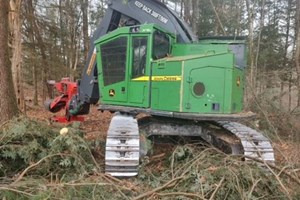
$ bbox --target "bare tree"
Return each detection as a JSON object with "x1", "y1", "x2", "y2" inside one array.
[
  {"x1": 254, "y1": 0, "x2": 265, "y2": 92},
  {"x1": 209, "y1": 0, "x2": 226, "y2": 36},
  {"x1": 0, "y1": 0, "x2": 19, "y2": 123},
  {"x1": 9, "y1": 0, "x2": 24, "y2": 111},
  {"x1": 81, "y1": 0, "x2": 89, "y2": 59},
  {"x1": 26, "y1": 0, "x2": 51, "y2": 102},
  {"x1": 296, "y1": 0, "x2": 300, "y2": 106},
  {"x1": 246, "y1": 0, "x2": 256, "y2": 92},
  {"x1": 183, "y1": 0, "x2": 192, "y2": 26},
  {"x1": 285, "y1": 0, "x2": 293, "y2": 111},
  {"x1": 191, "y1": 0, "x2": 199, "y2": 35}
]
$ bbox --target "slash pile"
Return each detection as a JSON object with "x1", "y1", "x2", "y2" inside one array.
[{"x1": 0, "y1": 117, "x2": 299, "y2": 200}]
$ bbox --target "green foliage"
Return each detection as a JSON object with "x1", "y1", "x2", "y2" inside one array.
[
  {"x1": 137, "y1": 146, "x2": 300, "y2": 200},
  {"x1": 0, "y1": 140, "x2": 299, "y2": 199},
  {"x1": 0, "y1": 117, "x2": 95, "y2": 177}
]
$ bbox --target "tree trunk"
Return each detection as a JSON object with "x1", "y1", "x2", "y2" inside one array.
[
  {"x1": 24, "y1": 1, "x2": 38, "y2": 105},
  {"x1": 254, "y1": 0, "x2": 265, "y2": 97},
  {"x1": 244, "y1": 0, "x2": 257, "y2": 107},
  {"x1": 0, "y1": 0, "x2": 19, "y2": 123},
  {"x1": 59, "y1": 0, "x2": 67, "y2": 66},
  {"x1": 180, "y1": 0, "x2": 184, "y2": 18},
  {"x1": 27, "y1": 0, "x2": 51, "y2": 102},
  {"x1": 9, "y1": 0, "x2": 24, "y2": 111},
  {"x1": 285, "y1": 0, "x2": 292, "y2": 111},
  {"x1": 235, "y1": 0, "x2": 242, "y2": 36},
  {"x1": 246, "y1": 0, "x2": 255, "y2": 92},
  {"x1": 209, "y1": 0, "x2": 226, "y2": 36},
  {"x1": 296, "y1": 0, "x2": 300, "y2": 106},
  {"x1": 191, "y1": 0, "x2": 199, "y2": 35},
  {"x1": 81, "y1": 0, "x2": 89, "y2": 60},
  {"x1": 183, "y1": 0, "x2": 192, "y2": 26}
]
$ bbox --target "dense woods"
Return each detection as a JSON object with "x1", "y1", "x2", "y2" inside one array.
[{"x1": 0, "y1": 0, "x2": 300, "y2": 199}]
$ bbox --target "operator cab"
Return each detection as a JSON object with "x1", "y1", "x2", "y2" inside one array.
[{"x1": 95, "y1": 24, "x2": 174, "y2": 108}]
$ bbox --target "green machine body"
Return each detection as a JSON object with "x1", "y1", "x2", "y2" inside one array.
[{"x1": 95, "y1": 24, "x2": 246, "y2": 116}]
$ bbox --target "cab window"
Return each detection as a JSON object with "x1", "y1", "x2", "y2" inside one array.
[
  {"x1": 100, "y1": 37, "x2": 127, "y2": 86},
  {"x1": 152, "y1": 30, "x2": 170, "y2": 60},
  {"x1": 132, "y1": 37, "x2": 148, "y2": 78}
]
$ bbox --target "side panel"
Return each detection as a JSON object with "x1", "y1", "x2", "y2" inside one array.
[
  {"x1": 186, "y1": 66, "x2": 226, "y2": 113},
  {"x1": 182, "y1": 54, "x2": 241, "y2": 114},
  {"x1": 150, "y1": 61, "x2": 182, "y2": 111},
  {"x1": 172, "y1": 44, "x2": 229, "y2": 57},
  {"x1": 149, "y1": 53, "x2": 243, "y2": 114}
]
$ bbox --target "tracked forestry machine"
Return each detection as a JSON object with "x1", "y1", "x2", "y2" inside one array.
[{"x1": 46, "y1": 0, "x2": 275, "y2": 176}]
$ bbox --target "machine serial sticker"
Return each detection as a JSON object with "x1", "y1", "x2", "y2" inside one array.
[
  {"x1": 134, "y1": 1, "x2": 169, "y2": 24},
  {"x1": 132, "y1": 76, "x2": 182, "y2": 81}
]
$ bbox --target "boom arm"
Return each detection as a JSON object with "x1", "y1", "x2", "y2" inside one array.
[{"x1": 49, "y1": 0, "x2": 198, "y2": 120}]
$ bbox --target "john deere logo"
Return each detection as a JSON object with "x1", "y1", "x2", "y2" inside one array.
[
  {"x1": 109, "y1": 89, "x2": 115, "y2": 97},
  {"x1": 132, "y1": 76, "x2": 182, "y2": 81}
]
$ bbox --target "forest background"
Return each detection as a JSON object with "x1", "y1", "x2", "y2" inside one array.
[
  {"x1": 7, "y1": 0, "x2": 299, "y2": 144},
  {"x1": 6, "y1": 0, "x2": 300, "y2": 115}
]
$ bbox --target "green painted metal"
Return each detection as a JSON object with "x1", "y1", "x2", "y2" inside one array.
[{"x1": 95, "y1": 24, "x2": 245, "y2": 115}]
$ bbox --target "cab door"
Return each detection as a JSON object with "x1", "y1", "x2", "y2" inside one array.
[
  {"x1": 98, "y1": 36, "x2": 129, "y2": 103},
  {"x1": 127, "y1": 35, "x2": 150, "y2": 107}
]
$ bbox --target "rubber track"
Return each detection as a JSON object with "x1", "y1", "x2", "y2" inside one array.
[
  {"x1": 105, "y1": 113, "x2": 140, "y2": 177},
  {"x1": 217, "y1": 121, "x2": 275, "y2": 163}
]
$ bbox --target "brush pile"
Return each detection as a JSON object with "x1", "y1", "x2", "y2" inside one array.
[{"x1": 0, "y1": 117, "x2": 299, "y2": 199}]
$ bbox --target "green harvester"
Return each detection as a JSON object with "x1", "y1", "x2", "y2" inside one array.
[{"x1": 95, "y1": 24, "x2": 246, "y2": 115}]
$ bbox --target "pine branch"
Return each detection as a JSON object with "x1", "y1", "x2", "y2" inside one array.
[
  {"x1": 12, "y1": 153, "x2": 68, "y2": 185},
  {"x1": 132, "y1": 176, "x2": 185, "y2": 200}
]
